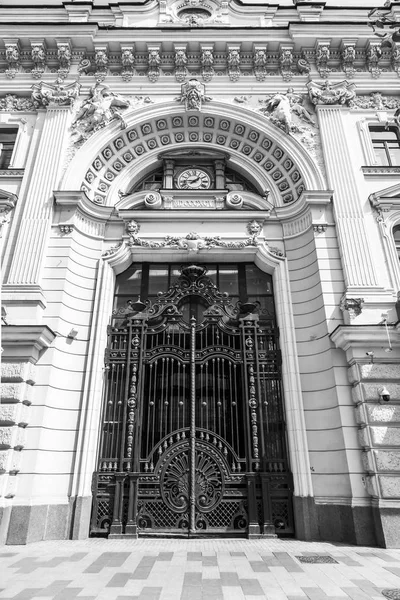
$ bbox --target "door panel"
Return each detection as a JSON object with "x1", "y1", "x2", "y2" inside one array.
[{"x1": 91, "y1": 264, "x2": 294, "y2": 538}]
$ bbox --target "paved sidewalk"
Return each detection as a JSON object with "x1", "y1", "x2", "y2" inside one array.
[{"x1": 1, "y1": 538, "x2": 400, "y2": 600}]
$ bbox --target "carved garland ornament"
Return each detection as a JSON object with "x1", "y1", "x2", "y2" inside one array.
[{"x1": 102, "y1": 220, "x2": 284, "y2": 258}]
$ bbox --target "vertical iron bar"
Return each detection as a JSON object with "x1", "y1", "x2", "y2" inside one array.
[{"x1": 189, "y1": 316, "x2": 196, "y2": 534}]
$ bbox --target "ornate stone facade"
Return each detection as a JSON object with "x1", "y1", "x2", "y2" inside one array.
[{"x1": 0, "y1": 0, "x2": 399, "y2": 550}]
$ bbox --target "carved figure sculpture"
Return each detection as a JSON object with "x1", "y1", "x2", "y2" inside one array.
[
  {"x1": 262, "y1": 93, "x2": 293, "y2": 133},
  {"x1": 260, "y1": 89, "x2": 316, "y2": 133},
  {"x1": 285, "y1": 88, "x2": 316, "y2": 126},
  {"x1": 367, "y1": 44, "x2": 382, "y2": 78},
  {"x1": 175, "y1": 49, "x2": 188, "y2": 82},
  {"x1": 227, "y1": 49, "x2": 240, "y2": 82},
  {"x1": 57, "y1": 44, "x2": 72, "y2": 79},
  {"x1": 254, "y1": 49, "x2": 267, "y2": 82},
  {"x1": 31, "y1": 44, "x2": 46, "y2": 79},
  {"x1": 316, "y1": 45, "x2": 330, "y2": 77},
  {"x1": 5, "y1": 44, "x2": 20, "y2": 79},
  {"x1": 95, "y1": 49, "x2": 109, "y2": 82},
  {"x1": 72, "y1": 84, "x2": 130, "y2": 142},
  {"x1": 280, "y1": 49, "x2": 293, "y2": 81},
  {"x1": 201, "y1": 49, "x2": 214, "y2": 82},
  {"x1": 121, "y1": 48, "x2": 135, "y2": 81},
  {"x1": 148, "y1": 49, "x2": 161, "y2": 82},
  {"x1": 177, "y1": 78, "x2": 212, "y2": 111},
  {"x1": 341, "y1": 45, "x2": 356, "y2": 78}
]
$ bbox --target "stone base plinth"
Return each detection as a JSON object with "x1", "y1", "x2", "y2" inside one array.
[
  {"x1": 294, "y1": 496, "x2": 377, "y2": 546},
  {"x1": 373, "y1": 506, "x2": 400, "y2": 548},
  {"x1": 5, "y1": 504, "x2": 70, "y2": 545}
]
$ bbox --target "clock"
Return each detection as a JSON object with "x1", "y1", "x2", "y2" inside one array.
[{"x1": 177, "y1": 169, "x2": 211, "y2": 190}]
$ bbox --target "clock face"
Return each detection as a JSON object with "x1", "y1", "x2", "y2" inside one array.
[{"x1": 177, "y1": 169, "x2": 211, "y2": 190}]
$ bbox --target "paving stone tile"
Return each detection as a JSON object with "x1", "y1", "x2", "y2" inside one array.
[
  {"x1": 384, "y1": 566, "x2": 400, "y2": 577},
  {"x1": 250, "y1": 561, "x2": 270, "y2": 572},
  {"x1": 262, "y1": 555, "x2": 286, "y2": 567},
  {"x1": 202, "y1": 579, "x2": 223, "y2": 599},
  {"x1": 273, "y1": 553, "x2": 304, "y2": 573},
  {"x1": 220, "y1": 572, "x2": 241, "y2": 586},
  {"x1": 106, "y1": 573, "x2": 131, "y2": 587},
  {"x1": 341, "y1": 588, "x2": 373, "y2": 600},
  {"x1": 202, "y1": 556, "x2": 218, "y2": 567},
  {"x1": 182, "y1": 573, "x2": 202, "y2": 586},
  {"x1": 239, "y1": 578, "x2": 265, "y2": 595},
  {"x1": 38, "y1": 581, "x2": 72, "y2": 596},
  {"x1": 52, "y1": 587, "x2": 85, "y2": 600},
  {"x1": 131, "y1": 557, "x2": 157, "y2": 580},
  {"x1": 138, "y1": 588, "x2": 162, "y2": 600},
  {"x1": 300, "y1": 589, "x2": 328, "y2": 599},
  {"x1": 334, "y1": 556, "x2": 362, "y2": 567},
  {"x1": 187, "y1": 552, "x2": 203, "y2": 561},
  {"x1": 156, "y1": 553, "x2": 173, "y2": 562}
]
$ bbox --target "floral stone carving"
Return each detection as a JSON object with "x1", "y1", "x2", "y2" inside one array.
[
  {"x1": 103, "y1": 220, "x2": 272, "y2": 257},
  {"x1": 0, "y1": 95, "x2": 36, "y2": 112},
  {"x1": 307, "y1": 79, "x2": 356, "y2": 107},
  {"x1": 71, "y1": 84, "x2": 130, "y2": 143},
  {"x1": 31, "y1": 79, "x2": 80, "y2": 108},
  {"x1": 176, "y1": 79, "x2": 212, "y2": 111}
]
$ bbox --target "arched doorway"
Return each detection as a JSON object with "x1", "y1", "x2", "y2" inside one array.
[{"x1": 90, "y1": 262, "x2": 294, "y2": 537}]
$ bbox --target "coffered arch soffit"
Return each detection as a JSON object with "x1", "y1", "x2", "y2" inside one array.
[{"x1": 62, "y1": 101, "x2": 325, "y2": 208}]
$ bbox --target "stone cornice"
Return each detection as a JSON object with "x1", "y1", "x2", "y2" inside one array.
[
  {"x1": 1, "y1": 324, "x2": 56, "y2": 362},
  {"x1": 0, "y1": 31, "x2": 398, "y2": 83},
  {"x1": 330, "y1": 324, "x2": 400, "y2": 365},
  {"x1": 54, "y1": 189, "x2": 114, "y2": 220}
]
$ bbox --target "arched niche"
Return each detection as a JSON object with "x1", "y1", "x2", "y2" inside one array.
[{"x1": 62, "y1": 101, "x2": 326, "y2": 208}]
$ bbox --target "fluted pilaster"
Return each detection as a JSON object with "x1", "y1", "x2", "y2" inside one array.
[
  {"x1": 7, "y1": 106, "x2": 71, "y2": 286},
  {"x1": 317, "y1": 106, "x2": 378, "y2": 290}
]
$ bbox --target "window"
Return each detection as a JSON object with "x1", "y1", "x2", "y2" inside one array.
[
  {"x1": 394, "y1": 225, "x2": 400, "y2": 262},
  {"x1": 114, "y1": 262, "x2": 275, "y2": 324},
  {"x1": 370, "y1": 126, "x2": 400, "y2": 167},
  {"x1": 0, "y1": 128, "x2": 18, "y2": 170}
]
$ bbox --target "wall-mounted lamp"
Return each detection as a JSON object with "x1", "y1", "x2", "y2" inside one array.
[{"x1": 379, "y1": 386, "x2": 391, "y2": 403}]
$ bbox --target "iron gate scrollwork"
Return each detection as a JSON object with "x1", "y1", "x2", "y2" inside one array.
[{"x1": 91, "y1": 263, "x2": 294, "y2": 537}]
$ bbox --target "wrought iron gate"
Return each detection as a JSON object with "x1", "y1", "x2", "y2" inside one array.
[{"x1": 91, "y1": 264, "x2": 294, "y2": 537}]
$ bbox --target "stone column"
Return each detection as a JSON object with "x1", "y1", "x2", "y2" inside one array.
[
  {"x1": 4, "y1": 80, "x2": 79, "y2": 316},
  {"x1": 317, "y1": 106, "x2": 378, "y2": 292}
]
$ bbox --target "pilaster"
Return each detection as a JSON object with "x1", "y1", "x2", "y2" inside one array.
[
  {"x1": 317, "y1": 106, "x2": 378, "y2": 294},
  {"x1": 4, "y1": 105, "x2": 72, "y2": 317}
]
